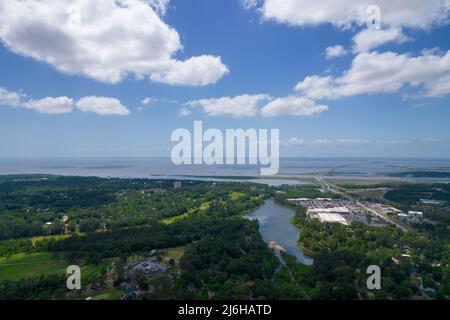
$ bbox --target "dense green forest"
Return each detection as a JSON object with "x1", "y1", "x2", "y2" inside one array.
[
  {"x1": 384, "y1": 183, "x2": 450, "y2": 205},
  {"x1": 0, "y1": 175, "x2": 448, "y2": 300},
  {"x1": 174, "y1": 219, "x2": 278, "y2": 299},
  {"x1": 0, "y1": 175, "x2": 270, "y2": 240},
  {"x1": 0, "y1": 175, "x2": 276, "y2": 299},
  {"x1": 0, "y1": 275, "x2": 68, "y2": 300}
]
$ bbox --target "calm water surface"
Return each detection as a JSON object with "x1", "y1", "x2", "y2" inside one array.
[
  {"x1": 246, "y1": 199, "x2": 313, "y2": 265},
  {"x1": 1, "y1": 158, "x2": 449, "y2": 183}
]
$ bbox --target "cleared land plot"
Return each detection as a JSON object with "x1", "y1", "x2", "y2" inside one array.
[
  {"x1": 161, "y1": 246, "x2": 186, "y2": 263},
  {"x1": 161, "y1": 202, "x2": 211, "y2": 224},
  {"x1": 89, "y1": 288, "x2": 124, "y2": 300},
  {"x1": 230, "y1": 192, "x2": 246, "y2": 201},
  {"x1": 0, "y1": 252, "x2": 110, "y2": 283},
  {"x1": 29, "y1": 234, "x2": 71, "y2": 245},
  {"x1": 0, "y1": 252, "x2": 66, "y2": 282}
]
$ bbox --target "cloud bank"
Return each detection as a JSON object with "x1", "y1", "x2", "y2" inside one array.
[
  {"x1": 0, "y1": 87, "x2": 130, "y2": 115},
  {"x1": 295, "y1": 50, "x2": 450, "y2": 100},
  {"x1": 0, "y1": 0, "x2": 228, "y2": 86},
  {"x1": 185, "y1": 94, "x2": 328, "y2": 118},
  {"x1": 259, "y1": 0, "x2": 450, "y2": 29}
]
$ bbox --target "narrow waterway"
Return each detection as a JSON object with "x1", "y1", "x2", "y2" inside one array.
[{"x1": 245, "y1": 199, "x2": 313, "y2": 265}]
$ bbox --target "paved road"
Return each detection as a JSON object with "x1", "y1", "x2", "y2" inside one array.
[
  {"x1": 314, "y1": 167, "x2": 409, "y2": 232},
  {"x1": 356, "y1": 200, "x2": 409, "y2": 232}
]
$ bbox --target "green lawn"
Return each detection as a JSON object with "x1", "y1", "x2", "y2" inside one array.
[
  {"x1": 161, "y1": 201, "x2": 211, "y2": 224},
  {"x1": 230, "y1": 192, "x2": 246, "y2": 201},
  {"x1": 0, "y1": 252, "x2": 67, "y2": 282},
  {"x1": 161, "y1": 246, "x2": 186, "y2": 263},
  {"x1": 81, "y1": 262, "x2": 111, "y2": 282},
  {"x1": 89, "y1": 288, "x2": 124, "y2": 300},
  {"x1": 30, "y1": 234, "x2": 71, "y2": 245},
  {"x1": 0, "y1": 252, "x2": 111, "y2": 283}
]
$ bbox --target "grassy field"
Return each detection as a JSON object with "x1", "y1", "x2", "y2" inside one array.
[
  {"x1": 230, "y1": 192, "x2": 246, "y2": 201},
  {"x1": 81, "y1": 262, "x2": 111, "y2": 283},
  {"x1": 29, "y1": 234, "x2": 72, "y2": 245},
  {"x1": 0, "y1": 252, "x2": 67, "y2": 282},
  {"x1": 345, "y1": 187, "x2": 392, "y2": 201},
  {"x1": 161, "y1": 201, "x2": 211, "y2": 224},
  {"x1": 89, "y1": 288, "x2": 124, "y2": 300},
  {"x1": 0, "y1": 251, "x2": 111, "y2": 283},
  {"x1": 161, "y1": 246, "x2": 186, "y2": 263}
]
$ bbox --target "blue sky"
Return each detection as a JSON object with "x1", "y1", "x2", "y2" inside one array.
[{"x1": 0, "y1": 0, "x2": 449, "y2": 158}]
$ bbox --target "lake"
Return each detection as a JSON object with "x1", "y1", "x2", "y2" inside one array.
[{"x1": 245, "y1": 198, "x2": 313, "y2": 265}]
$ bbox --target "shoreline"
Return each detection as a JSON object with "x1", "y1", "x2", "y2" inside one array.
[{"x1": 0, "y1": 172, "x2": 447, "y2": 186}]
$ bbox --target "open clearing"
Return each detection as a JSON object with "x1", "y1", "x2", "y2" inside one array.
[
  {"x1": 89, "y1": 288, "x2": 124, "y2": 300},
  {"x1": 161, "y1": 246, "x2": 186, "y2": 263},
  {"x1": 161, "y1": 201, "x2": 211, "y2": 224},
  {"x1": 0, "y1": 252, "x2": 110, "y2": 283},
  {"x1": 230, "y1": 192, "x2": 246, "y2": 201},
  {"x1": 0, "y1": 252, "x2": 66, "y2": 281}
]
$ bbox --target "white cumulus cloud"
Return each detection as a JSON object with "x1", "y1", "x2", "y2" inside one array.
[
  {"x1": 150, "y1": 55, "x2": 229, "y2": 86},
  {"x1": 1, "y1": 87, "x2": 73, "y2": 114},
  {"x1": 186, "y1": 94, "x2": 330, "y2": 118},
  {"x1": 352, "y1": 28, "x2": 409, "y2": 53},
  {"x1": 261, "y1": 96, "x2": 328, "y2": 117},
  {"x1": 325, "y1": 45, "x2": 348, "y2": 59},
  {"x1": 295, "y1": 50, "x2": 450, "y2": 100},
  {"x1": 186, "y1": 94, "x2": 271, "y2": 117},
  {"x1": 259, "y1": 0, "x2": 450, "y2": 29},
  {"x1": 294, "y1": 76, "x2": 335, "y2": 100},
  {"x1": 24, "y1": 97, "x2": 74, "y2": 114},
  {"x1": 0, "y1": 0, "x2": 228, "y2": 86},
  {"x1": 76, "y1": 97, "x2": 130, "y2": 116},
  {"x1": 1, "y1": 86, "x2": 130, "y2": 115},
  {"x1": 139, "y1": 97, "x2": 178, "y2": 110},
  {"x1": 141, "y1": 98, "x2": 156, "y2": 106},
  {"x1": 0, "y1": 87, "x2": 24, "y2": 106}
]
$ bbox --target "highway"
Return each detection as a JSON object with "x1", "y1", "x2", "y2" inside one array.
[{"x1": 314, "y1": 167, "x2": 409, "y2": 232}]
